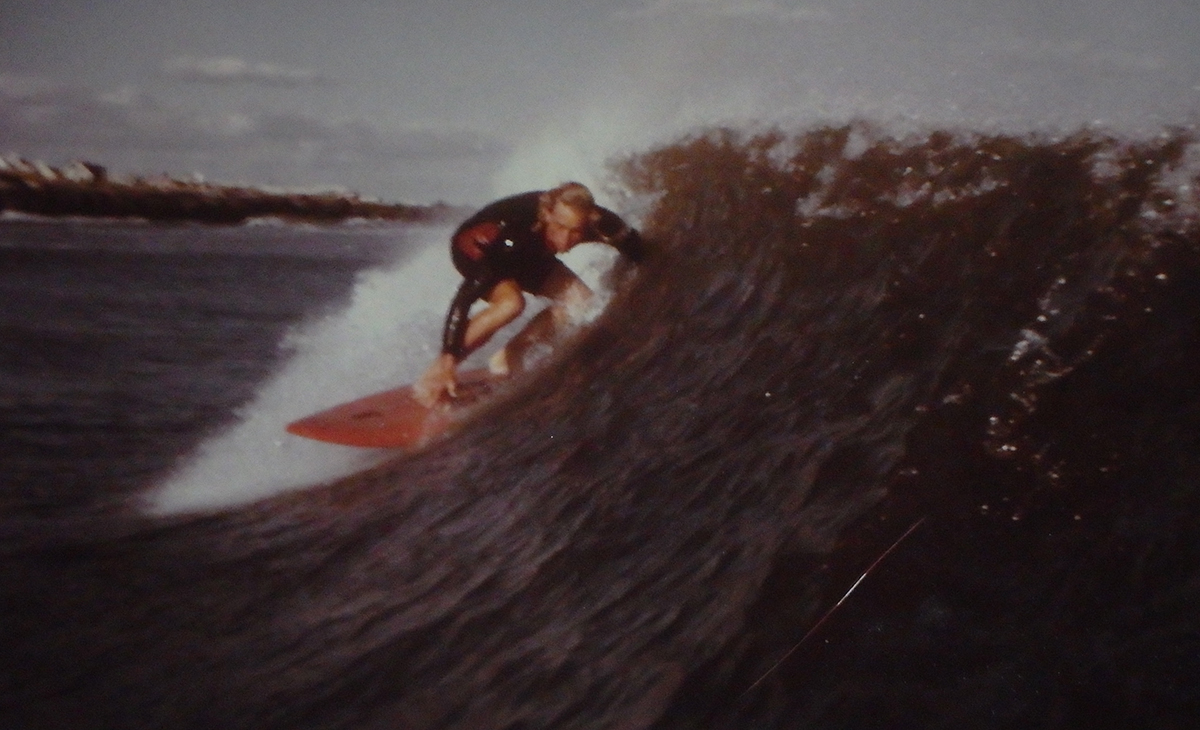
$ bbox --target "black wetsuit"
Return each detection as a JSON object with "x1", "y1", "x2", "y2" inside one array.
[{"x1": 441, "y1": 191, "x2": 643, "y2": 361}]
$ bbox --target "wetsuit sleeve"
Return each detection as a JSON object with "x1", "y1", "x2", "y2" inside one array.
[
  {"x1": 441, "y1": 275, "x2": 497, "y2": 361},
  {"x1": 594, "y1": 207, "x2": 645, "y2": 263},
  {"x1": 452, "y1": 221, "x2": 503, "y2": 263}
]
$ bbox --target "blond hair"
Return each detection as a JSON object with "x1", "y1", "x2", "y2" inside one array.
[{"x1": 537, "y1": 182, "x2": 600, "y2": 226}]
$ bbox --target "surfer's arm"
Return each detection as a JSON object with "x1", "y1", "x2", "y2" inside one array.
[
  {"x1": 452, "y1": 220, "x2": 503, "y2": 263},
  {"x1": 441, "y1": 275, "x2": 496, "y2": 361},
  {"x1": 594, "y1": 207, "x2": 645, "y2": 263},
  {"x1": 444, "y1": 218, "x2": 509, "y2": 361}
]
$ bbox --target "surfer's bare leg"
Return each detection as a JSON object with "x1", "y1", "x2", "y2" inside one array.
[
  {"x1": 496, "y1": 264, "x2": 592, "y2": 375},
  {"x1": 463, "y1": 279, "x2": 526, "y2": 353},
  {"x1": 416, "y1": 279, "x2": 525, "y2": 406}
]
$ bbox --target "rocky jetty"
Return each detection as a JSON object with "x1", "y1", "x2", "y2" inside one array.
[{"x1": 0, "y1": 155, "x2": 460, "y2": 224}]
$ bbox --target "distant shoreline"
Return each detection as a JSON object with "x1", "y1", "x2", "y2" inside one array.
[{"x1": 0, "y1": 157, "x2": 465, "y2": 225}]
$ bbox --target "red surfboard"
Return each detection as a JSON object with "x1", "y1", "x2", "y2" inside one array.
[{"x1": 285, "y1": 369, "x2": 498, "y2": 448}]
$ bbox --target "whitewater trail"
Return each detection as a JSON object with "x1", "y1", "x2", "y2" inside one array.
[{"x1": 147, "y1": 227, "x2": 620, "y2": 514}]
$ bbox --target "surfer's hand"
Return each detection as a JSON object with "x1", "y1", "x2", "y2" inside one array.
[{"x1": 415, "y1": 354, "x2": 457, "y2": 407}]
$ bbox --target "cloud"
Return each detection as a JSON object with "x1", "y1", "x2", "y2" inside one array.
[
  {"x1": 189, "y1": 110, "x2": 509, "y2": 162},
  {"x1": 0, "y1": 71, "x2": 504, "y2": 158},
  {"x1": 0, "y1": 71, "x2": 59, "y2": 98},
  {"x1": 614, "y1": 0, "x2": 831, "y2": 22},
  {"x1": 0, "y1": 71, "x2": 509, "y2": 199},
  {"x1": 979, "y1": 36, "x2": 1168, "y2": 75},
  {"x1": 0, "y1": 74, "x2": 140, "y2": 149},
  {"x1": 162, "y1": 56, "x2": 335, "y2": 87}
]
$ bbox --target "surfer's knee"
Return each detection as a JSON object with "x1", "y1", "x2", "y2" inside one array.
[{"x1": 549, "y1": 303, "x2": 573, "y2": 327}]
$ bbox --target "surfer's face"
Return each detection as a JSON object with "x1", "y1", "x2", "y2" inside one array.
[{"x1": 543, "y1": 202, "x2": 586, "y2": 253}]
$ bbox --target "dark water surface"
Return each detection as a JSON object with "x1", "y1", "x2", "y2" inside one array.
[
  {"x1": 2, "y1": 125, "x2": 1199, "y2": 729},
  {"x1": 0, "y1": 220, "x2": 409, "y2": 514}
]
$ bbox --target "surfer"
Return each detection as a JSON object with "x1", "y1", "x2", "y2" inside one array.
[{"x1": 415, "y1": 181, "x2": 644, "y2": 406}]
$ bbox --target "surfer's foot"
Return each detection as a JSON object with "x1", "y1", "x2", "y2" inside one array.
[{"x1": 488, "y1": 348, "x2": 510, "y2": 377}]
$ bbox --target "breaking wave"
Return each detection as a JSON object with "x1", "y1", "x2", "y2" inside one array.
[{"x1": 3, "y1": 122, "x2": 1199, "y2": 729}]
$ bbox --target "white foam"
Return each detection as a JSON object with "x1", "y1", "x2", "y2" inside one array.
[
  {"x1": 144, "y1": 229, "x2": 621, "y2": 515},
  {"x1": 145, "y1": 226, "x2": 458, "y2": 514}
]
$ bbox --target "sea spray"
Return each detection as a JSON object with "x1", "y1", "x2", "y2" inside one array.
[
  {"x1": 146, "y1": 228, "x2": 456, "y2": 512},
  {"x1": 147, "y1": 229, "x2": 622, "y2": 513}
]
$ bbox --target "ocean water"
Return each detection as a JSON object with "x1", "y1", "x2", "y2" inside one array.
[
  {"x1": 2, "y1": 124, "x2": 1199, "y2": 729},
  {"x1": 0, "y1": 219, "x2": 431, "y2": 515}
]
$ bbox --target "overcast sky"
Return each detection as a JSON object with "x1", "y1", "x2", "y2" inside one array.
[{"x1": 2, "y1": 0, "x2": 1198, "y2": 204}]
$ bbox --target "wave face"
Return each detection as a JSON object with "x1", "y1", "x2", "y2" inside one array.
[{"x1": 3, "y1": 124, "x2": 1200, "y2": 729}]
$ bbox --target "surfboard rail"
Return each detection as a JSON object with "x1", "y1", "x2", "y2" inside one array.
[{"x1": 285, "y1": 369, "x2": 496, "y2": 448}]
